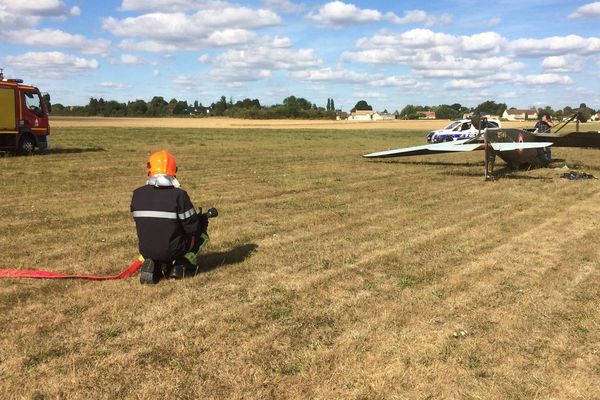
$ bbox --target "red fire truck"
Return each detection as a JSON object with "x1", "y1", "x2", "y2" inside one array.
[{"x1": 0, "y1": 69, "x2": 51, "y2": 153}]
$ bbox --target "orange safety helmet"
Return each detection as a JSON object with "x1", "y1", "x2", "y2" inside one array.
[{"x1": 146, "y1": 150, "x2": 177, "y2": 177}]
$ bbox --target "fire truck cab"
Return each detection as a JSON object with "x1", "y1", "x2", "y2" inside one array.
[{"x1": 0, "y1": 69, "x2": 51, "y2": 153}]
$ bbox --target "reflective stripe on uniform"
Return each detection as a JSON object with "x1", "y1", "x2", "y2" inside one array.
[
  {"x1": 178, "y1": 208, "x2": 196, "y2": 220},
  {"x1": 132, "y1": 210, "x2": 178, "y2": 219}
]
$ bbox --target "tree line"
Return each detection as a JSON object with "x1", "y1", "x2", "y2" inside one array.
[
  {"x1": 51, "y1": 95, "x2": 337, "y2": 120},
  {"x1": 399, "y1": 101, "x2": 597, "y2": 121},
  {"x1": 50, "y1": 96, "x2": 596, "y2": 121}
]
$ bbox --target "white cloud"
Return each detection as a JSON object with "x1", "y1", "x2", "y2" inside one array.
[
  {"x1": 174, "y1": 68, "x2": 272, "y2": 86},
  {"x1": 0, "y1": 1, "x2": 79, "y2": 30},
  {"x1": 3, "y1": 51, "x2": 99, "y2": 79},
  {"x1": 525, "y1": 73, "x2": 573, "y2": 85},
  {"x1": 214, "y1": 46, "x2": 322, "y2": 70},
  {"x1": 99, "y1": 82, "x2": 133, "y2": 89},
  {"x1": 4, "y1": 29, "x2": 110, "y2": 56},
  {"x1": 172, "y1": 75, "x2": 198, "y2": 87},
  {"x1": 104, "y1": 9, "x2": 280, "y2": 37},
  {"x1": 203, "y1": 39, "x2": 321, "y2": 83},
  {"x1": 120, "y1": 0, "x2": 231, "y2": 12},
  {"x1": 118, "y1": 31, "x2": 258, "y2": 52},
  {"x1": 0, "y1": 0, "x2": 79, "y2": 17},
  {"x1": 103, "y1": 8, "x2": 282, "y2": 52},
  {"x1": 369, "y1": 76, "x2": 431, "y2": 90},
  {"x1": 412, "y1": 56, "x2": 523, "y2": 79},
  {"x1": 444, "y1": 80, "x2": 487, "y2": 90},
  {"x1": 387, "y1": 10, "x2": 452, "y2": 27},
  {"x1": 0, "y1": 6, "x2": 39, "y2": 29},
  {"x1": 213, "y1": 68, "x2": 272, "y2": 82},
  {"x1": 509, "y1": 35, "x2": 600, "y2": 57},
  {"x1": 350, "y1": 29, "x2": 505, "y2": 56},
  {"x1": 306, "y1": 3, "x2": 451, "y2": 28},
  {"x1": 342, "y1": 29, "x2": 517, "y2": 79},
  {"x1": 120, "y1": 54, "x2": 140, "y2": 64},
  {"x1": 262, "y1": 0, "x2": 305, "y2": 13},
  {"x1": 386, "y1": 9, "x2": 427, "y2": 24},
  {"x1": 291, "y1": 67, "x2": 370, "y2": 83},
  {"x1": 541, "y1": 55, "x2": 583, "y2": 72},
  {"x1": 153, "y1": 69, "x2": 160, "y2": 77},
  {"x1": 499, "y1": 91, "x2": 519, "y2": 99},
  {"x1": 351, "y1": 91, "x2": 387, "y2": 100},
  {"x1": 569, "y1": 2, "x2": 600, "y2": 19},
  {"x1": 306, "y1": 1, "x2": 384, "y2": 27}
]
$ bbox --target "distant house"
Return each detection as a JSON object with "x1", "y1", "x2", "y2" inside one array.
[
  {"x1": 590, "y1": 112, "x2": 600, "y2": 122},
  {"x1": 335, "y1": 110, "x2": 348, "y2": 120},
  {"x1": 417, "y1": 111, "x2": 436, "y2": 120},
  {"x1": 348, "y1": 110, "x2": 375, "y2": 121},
  {"x1": 502, "y1": 108, "x2": 538, "y2": 121},
  {"x1": 372, "y1": 112, "x2": 395, "y2": 121}
]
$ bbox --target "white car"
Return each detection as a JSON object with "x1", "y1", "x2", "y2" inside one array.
[{"x1": 427, "y1": 118, "x2": 501, "y2": 143}]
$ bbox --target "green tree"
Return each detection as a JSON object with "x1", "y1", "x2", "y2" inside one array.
[
  {"x1": 103, "y1": 100, "x2": 126, "y2": 117},
  {"x1": 474, "y1": 100, "x2": 506, "y2": 117},
  {"x1": 146, "y1": 96, "x2": 168, "y2": 116},
  {"x1": 88, "y1": 97, "x2": 100, "y2": 116},
  {"x1": 399, "y1": 104, "x2": 417, "y2": 119},
  {"x1": 578, "y1": 103, "x2": 592, "y2": 122},
  {"x1": 434, "y1": 104, "x2": 461, "y2": 120},
  {"x1": 127, "y1": 99, "x2": 148, "y2": 116},
  {"x1": 352, "y1": 100, "x2": 372, "y2": 112},
  {"x1": 210, "y1": 96, "x2": 228, "y2": 116},
  {"x1": 173, "y1": 100, "x2": 189, "y2": 115}
]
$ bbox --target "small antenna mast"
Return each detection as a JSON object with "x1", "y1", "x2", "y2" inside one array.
[{"x1": 0, "y1": 68, "x2": 4, "y2": 80}]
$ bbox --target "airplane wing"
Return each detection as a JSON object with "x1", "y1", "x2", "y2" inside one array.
[
  {"x1": 363, "y1": 140, "x2": 554, "y2": 158},
  {"x1": 534, "y1": 131, "x2": 600, "y2": 148},
  {"x1": 491, "y1": 142, "x2": 553, "y2": 151},
  {"x1": 363, "y1": 139, "x2": 483, "y2": 158}
]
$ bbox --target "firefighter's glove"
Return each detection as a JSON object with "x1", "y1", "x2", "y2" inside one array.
[{"x1": 200, "y1": 213, "x2": 209, "y2": 234}]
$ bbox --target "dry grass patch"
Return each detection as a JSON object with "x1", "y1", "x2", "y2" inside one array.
[
  {"x1": 1, "y1": 126, "x2": 600, "y2": 399},
  {"x1": 49, "y1": 116, "x2": 597, "y2": 131}
]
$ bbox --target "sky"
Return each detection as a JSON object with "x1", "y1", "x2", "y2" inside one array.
[{"x1": 1, "y1": 0, "x2": 600, "y2": 112}]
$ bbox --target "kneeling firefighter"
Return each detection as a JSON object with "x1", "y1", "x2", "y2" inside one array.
[{"x1": 131, "y1": 150, "x2": 211, "y2": 284}]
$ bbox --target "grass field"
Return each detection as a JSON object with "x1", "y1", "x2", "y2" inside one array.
[
  {"x1": 1, "y1": 120, "x2": 600, "y2": 399},
  {"x1": 49, "y1": 116, "x2": 561, "y2": 130}
]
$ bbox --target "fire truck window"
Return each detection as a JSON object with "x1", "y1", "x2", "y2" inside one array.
[{"x1": 25, "y1": 92, "x2": 41, "y2": 111}]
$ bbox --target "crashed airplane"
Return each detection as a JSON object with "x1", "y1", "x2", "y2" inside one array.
[{"x1": 363, "y1": 111, "x2": 600, "y2": 180}]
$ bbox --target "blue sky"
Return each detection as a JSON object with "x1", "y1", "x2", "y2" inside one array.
[{"x1": 1, "y1": 0, "x2": 600, "y2": 111}]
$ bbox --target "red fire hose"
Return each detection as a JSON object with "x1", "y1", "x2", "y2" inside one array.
[{"x1": 0, "y1": 257, "x2": 143, "y2": 280}]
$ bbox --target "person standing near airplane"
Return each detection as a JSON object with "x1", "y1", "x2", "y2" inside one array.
[{"x1": 535, "y1": 113, "x2": 554, "y2": 161}]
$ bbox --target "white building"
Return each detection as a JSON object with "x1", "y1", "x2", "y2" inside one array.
[
  {"x1": 348, "y1": 110, "x2": 375, "y2": 121},
  {"x1": 372, "y1": 112, "x2": 395, "y2": 121},
  {"x1": 502, "y1": 108, "x2": 538, "y2": 121}
]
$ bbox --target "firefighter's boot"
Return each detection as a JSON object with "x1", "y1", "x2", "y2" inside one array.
[
  {"x1": 140, "y1": 258, "x2": 160, "y2": 284},
  {"x1": 170, "y1": 233, "x2": 210, "y2": 279}
]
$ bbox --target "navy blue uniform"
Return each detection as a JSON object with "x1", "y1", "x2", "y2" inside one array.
[{"x1": 131, "y1": 185, "x2": 200, "y2": 261}]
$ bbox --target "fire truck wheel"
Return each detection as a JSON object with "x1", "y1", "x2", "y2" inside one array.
[{"x1": 19, "y1": 135, "x2": 35, "y2": 155}]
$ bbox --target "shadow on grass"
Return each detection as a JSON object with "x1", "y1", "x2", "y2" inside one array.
[
  {"x1": 40, "y1": 147, "x2": 107, "y2": 155},
  {"x1": 379, "y1": 160, "x2": 484, "y2": 167},
  {"x1": 443, "y1": 166, "x2": 554, "y2": 181},
  {"x1": 2, "y1": 147, "x2": 107, "y2": 157},
  {"x1": 197, "y1": 243, "x2": 258, "y2": 273}
]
